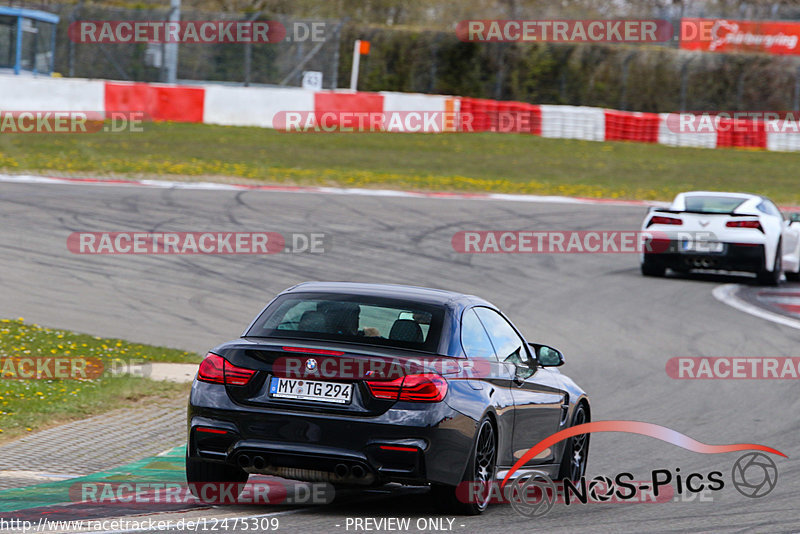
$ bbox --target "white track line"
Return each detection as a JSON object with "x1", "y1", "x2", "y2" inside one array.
[
  {"x1": 713, "y1": 284, "x2": 800, "y2": 331},
  {"x1": 0, "y1": 470, "x2": 84, "y2": 480},
  {"x1": 0, "y1": 173, "x2": 668, "y2": 208}
]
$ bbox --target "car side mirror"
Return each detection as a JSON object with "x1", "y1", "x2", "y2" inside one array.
[{"x1": 529, "y1": 343, "x2": 565, "y2": 367}]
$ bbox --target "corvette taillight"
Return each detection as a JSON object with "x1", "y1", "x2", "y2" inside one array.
[
  {"x1": 366, "y1": 373, "x2": 448, "y2": 402},
  {"x1": 647, "y1": 215, "x2": 683, "y2": 227},
  {"x1": 197, "y1": 353, "x2": 256, "y2": 386},
  {"x1": 726, "y1": 220, "x2": 764, "y2": 233}
]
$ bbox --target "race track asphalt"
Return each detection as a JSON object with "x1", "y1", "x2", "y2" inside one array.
[{"x1": 1, "y1": 181, "x2": 798, "y2": 533}]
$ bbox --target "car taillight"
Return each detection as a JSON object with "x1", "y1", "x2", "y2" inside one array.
[
  {"x1": 225, "y1": 362, "x2": 257, "y2": 386},
  {"x1": 400, "y1": 374, "x2": 449, "y2": 401},
  {"x1": 366, "y1": 376, "x2": 404, "y2": 399},
  {"x1": 366, "y1": 373, "x2": 448, "y2": 402},
  {"x1": 647, "y1": 215, "x2": 683, "y2": 227},
  {"x1": 726, "y1": 220, "x2": 764, "y2": 233},
  {"x1": 197, "y1": 353, "x2": 225, "y2": 384},
  {"x1": 197, "y1": 352, "x2": 256, "y2": 386}
]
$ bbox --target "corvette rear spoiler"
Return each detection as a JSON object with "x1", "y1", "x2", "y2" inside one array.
[{"x1": 648, "y1": 208, "x2": 753, "y2": 217}]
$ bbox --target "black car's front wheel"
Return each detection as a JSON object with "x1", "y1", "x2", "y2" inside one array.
[
  {"x1": 433, "y1": 416, "x2": 497, "y2": 515},
  {"x1": 186, "y1": 453, "x2": 249, "y2": 503},
  {"x1": 557, "y1": 404, "x2": 590, "y2": 482}
]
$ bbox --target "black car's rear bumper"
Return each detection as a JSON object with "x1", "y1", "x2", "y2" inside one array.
[
  {"x1": 643, "y1": 242, "x2": 766, "y2": 273},
  {"x1": 187, "y1": 383, "x2": 476, "y2": 487}
]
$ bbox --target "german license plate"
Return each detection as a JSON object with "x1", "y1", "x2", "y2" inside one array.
[
  {"x1": 269, "y1": 377, "x2": 352, "y2": 404},
  {"x1": 681, "y1": 240, "x2": 724, "y2": 253}
]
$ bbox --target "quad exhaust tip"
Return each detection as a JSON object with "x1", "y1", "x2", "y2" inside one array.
[
  {"x1": 334, "y1": 464, "x2": 349, "y2": 478},
  {"x1": 689, "y1": 258, "x2": 715, "y2": 268},
  {"x1": 351, "y1": 465, "x2": 366, "y2": 478},
  {"x1": 237, "y1": 454, "x2": 251, "y2": 468},
  {"x1": 252, "y1": 456, "x2": 267, "y2": 470}
]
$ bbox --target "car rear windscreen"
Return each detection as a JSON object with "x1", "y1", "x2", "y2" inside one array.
[
  {"x1": 683, "y1": 196, "x2": 748, "y2": 213},
  {"x1": 246, "y1": 293, "x2": 445, "y2": 352}
]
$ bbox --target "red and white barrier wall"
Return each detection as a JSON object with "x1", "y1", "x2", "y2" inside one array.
[
  {"x1": 0, "y1": 76, "x2": 105, "y2": 112},
  {"x1": 105, "y1": 81, "x2": 205, "y2": 122},
  {"x1": 203, "y1": 85, "x2": 314, "y2": 128},
  {"x1": 3, "y1": 74, "x2": 800, "y2": 153}
]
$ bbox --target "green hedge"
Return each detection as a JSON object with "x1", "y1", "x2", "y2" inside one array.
[{"x1": 340, "y1": 24, "x2": 800, "y2": 113}]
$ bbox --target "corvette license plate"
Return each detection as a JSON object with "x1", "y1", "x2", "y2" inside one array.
[
  {"x1": 681, "y1": 240, "x2": 724, "y2": 253},
  {"x1": 269, "y1": 377, "x2": 352, "y2": 404}
]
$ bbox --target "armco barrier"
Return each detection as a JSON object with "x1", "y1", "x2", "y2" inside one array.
[
  {"x1": 3, "y1": 73, "x2": 800, "y2": 153},
  {"x1": 0, "y1": 76, "x2": 104, "y2": 113},
  {"x1": 458, "y1": 98, "x2": 540, "y2": 134},
  {"x1": 458, "y1": 97, "x2": 478, "y2": 131},
  {"x1": 380, "y1": 91, "x2": 457, "y2": 132},
  {"x1": 605, "y1": 110, "x2": 660, "y2": 143},
  {"x1": 203, "y1": 86, "x2": 314, "y2": 129},
  {"x1": 313, "y1": 91, "x2": 384, "y2": 130},
  {"x1": 459, "y1": 97, "x2": 492, "y2": 132},
  {"x1": 105, "y1": 82, "x2": 204, "y2": 123},
  {"x1": 497, "y1": 101, "x2": 541, "y2": 134},
  {"x1": 540, "y1": 105, "x2": 605, "y2": 141},
  {"x1": 767, "y1": 127, "x2": 800, "y2": 152},
  {"x1": 657, "y1": 113, "x2": 718, "y2": 149},
  {"x1": 715, "y1": 117, "x2": 767, "y2": 149}
]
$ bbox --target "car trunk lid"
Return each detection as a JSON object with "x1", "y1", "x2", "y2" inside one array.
[{"x1": 212, "y1": 339, "x2": 464, "y2": 416}]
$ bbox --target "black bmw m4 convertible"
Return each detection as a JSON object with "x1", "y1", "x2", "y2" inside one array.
[{"x1": 186, "y1": 282, "x2": 590, "y2": 514}]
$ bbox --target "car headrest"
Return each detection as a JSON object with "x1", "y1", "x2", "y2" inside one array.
[
  {"x1": 318, "y1": 302, "x2": 360, "y2": 335},
  {"x1": 389, "y1": 319, "x2": 423, "y2": 343},
  {"x1": 298, "y1": 310, "x2": 327, "y2": 332}
]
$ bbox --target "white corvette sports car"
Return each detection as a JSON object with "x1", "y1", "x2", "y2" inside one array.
[{"x1": 640, "y1": 191, "x2": 800, "y2": 285}]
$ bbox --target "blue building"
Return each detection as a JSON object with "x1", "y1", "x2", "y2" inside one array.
[{"x1": 0, "y1": 6, "x2": 59, "y2": 75}]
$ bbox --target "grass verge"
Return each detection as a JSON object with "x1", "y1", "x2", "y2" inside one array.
[
  {"x1": 2, "y1": 122, "x2": 800, "y2": 203},
  {"x1": 0, "y1": 318, "x2": 199, "y2": 442}
]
